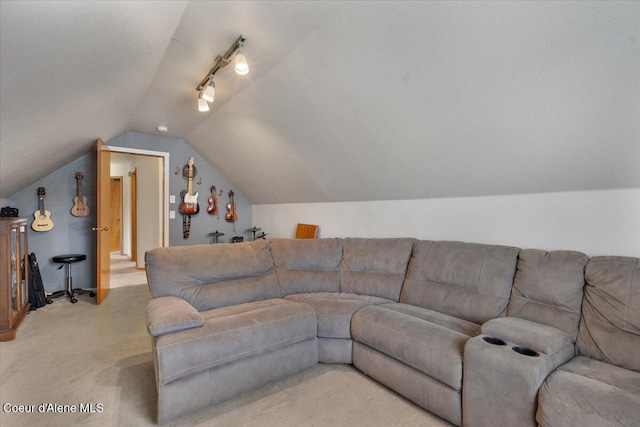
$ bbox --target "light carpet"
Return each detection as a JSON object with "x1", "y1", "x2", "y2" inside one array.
[
  {"x1": 0, "y1": 285, "x2": 452, "y2": 427},
  {"x1": 110, "y1": 253, "x2": 147, "y2": 289}
]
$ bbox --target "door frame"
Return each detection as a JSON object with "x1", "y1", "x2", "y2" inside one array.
[
  {"x1": 130, "y1": 168, "x2": 137, "y2": 263},
  {"x1": 106, "y1": 145, "x2": 170, "y2": 247}
]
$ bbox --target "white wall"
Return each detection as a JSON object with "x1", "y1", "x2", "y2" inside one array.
[
  {"x1": 136, "y1": 156, "x2": 163, "y2": 267},
  {"x1": 254, "y1": 188, "x2": 640, "y2": 257}
]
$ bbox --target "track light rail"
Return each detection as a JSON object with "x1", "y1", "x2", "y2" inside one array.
[{"x1": 196, "y1": 34, "x2": 246, "y2": 91}]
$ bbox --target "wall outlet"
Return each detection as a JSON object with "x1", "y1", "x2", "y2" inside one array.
[
  {"x1": 169, "y1": 210, "x2": 176, "y2": 219},
  {"x1": 169, "y1": 195, "x2": 176, "y2": 203}
]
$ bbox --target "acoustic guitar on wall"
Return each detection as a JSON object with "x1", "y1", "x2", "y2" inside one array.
[
  {"x1": 71, "y1": 172, "x2": 90, "y2": 217},
  {"x1": 32, "y1": 187, "x2": 54, "y2": 231}
]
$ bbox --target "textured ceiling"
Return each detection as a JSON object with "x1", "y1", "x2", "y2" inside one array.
[{"x1": 1, "y1": 1, "x2": 639, "y2": 202}]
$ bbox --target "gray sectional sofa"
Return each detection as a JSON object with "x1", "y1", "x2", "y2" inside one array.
[{"x1": 144, "y1": 238, "x2": 640, "y2": 425}]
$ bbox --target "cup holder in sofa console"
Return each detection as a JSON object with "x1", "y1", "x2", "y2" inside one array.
[
  {"x1": 482, "y1": 336, "x2": 507, "y2": 346},
  {"x1": 512, "y1": 346, "x2": 540, "y2": 357}
]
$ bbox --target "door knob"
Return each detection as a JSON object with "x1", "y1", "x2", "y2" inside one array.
[{"x1": 92, "y1": 226, "x2": 110, "y2": 231}]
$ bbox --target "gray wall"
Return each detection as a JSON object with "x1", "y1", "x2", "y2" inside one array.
[
  {"x1": 9, "y1": 132, "x2": 253, "y2": 293},
  {"x1": 10, "y1": 153, "x2": 97, "y2": 293},
  {"x1": 108, "y1": 132, "x2": 253, "y2": 247}
]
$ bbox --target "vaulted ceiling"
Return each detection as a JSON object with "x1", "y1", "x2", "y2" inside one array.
[{"x1": 1, "y1": 1, "x2": 639, "y2": 203}]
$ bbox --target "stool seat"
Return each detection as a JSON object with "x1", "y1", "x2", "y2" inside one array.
[
  {"x1": 49, "y1": 253, "x2": 93, "y2": 303},
  {"x1": 52, "y1": 254, "x2": 87, "y2": 263}
]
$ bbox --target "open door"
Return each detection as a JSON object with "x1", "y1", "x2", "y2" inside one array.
[{"x1": 95, "y1": 139, "x2": 111, "y2": 303}]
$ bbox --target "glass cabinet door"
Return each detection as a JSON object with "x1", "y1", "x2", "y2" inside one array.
[
  {"x1": 20, "y1": 225, "x2": 27, "y2": 307},
  {"x1": 10, "y1": 227, "x2": 18, "y2": 315}
]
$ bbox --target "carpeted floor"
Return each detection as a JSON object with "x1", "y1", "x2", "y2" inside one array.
[
  {"x1": 0, "y1": 285, "x2": 452, "y2": 427},
  {"x1": 110, "y1": 253, "x2": 147, "y2": 289}
]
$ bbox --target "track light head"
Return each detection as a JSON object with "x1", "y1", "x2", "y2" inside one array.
[
  {"x1": 198, "y1": 92, "x2": 209, "y2": 112},
  {"x1": 202, "y1": 80, "x2": 215, "y2": 103},
  {"x1": 235, "y1": 52, "x2": 249, "y2": 75}
]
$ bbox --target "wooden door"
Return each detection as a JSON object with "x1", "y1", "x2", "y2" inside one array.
[
  {"x1": 95, "y1": 139, "x2": 111, "y2": 303},
  {"x1": 110, "y1": 177, "x2": 122, "y2": 252}
]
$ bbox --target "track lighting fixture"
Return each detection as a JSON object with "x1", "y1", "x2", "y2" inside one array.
[{"x1": 196, "y1": 34, "x2": 248, "y2": 112}]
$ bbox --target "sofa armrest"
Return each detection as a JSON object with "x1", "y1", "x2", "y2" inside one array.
[
  {"x1": 146, "y1": 296, "x2": 205, "y2": 337},
  {"x1": 481, "y1": 317, "x2": 571, "y2": 356}
]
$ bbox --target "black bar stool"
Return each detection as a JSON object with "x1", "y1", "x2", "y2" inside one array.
[{"x1": 49, "y1": 254, "x2": 95, "y2": 303}]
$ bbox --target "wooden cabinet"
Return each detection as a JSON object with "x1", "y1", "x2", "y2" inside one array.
[{"x1": 0, "y1": 218, "x2": 30, "y2": 341}]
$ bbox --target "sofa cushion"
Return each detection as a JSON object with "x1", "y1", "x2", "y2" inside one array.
[
  {"x1": 378, "y1": 303, "x2": 481, "y2": 337},
  {"x1": 577, "y1": 256, "x2": 640, "y2": 372},
  {"x1": 400, "y1": 240, "x2": 520, "y2": 324},
  {"x1": 537, "y1": 356, "x2": 640, "y2": 427},
  {"x1": 284, "y1": 292, "x2": 392, "y2": 338},
  {"x1": 508, "y1": 249, "x2": 588, "y2": 341},
  {"x1": 154, "y1": 298, "x2": 317, "y2": 385},
  {"x1": 340, "y1": 238, "x2": 416, "y2": 301},
  {"x1": 145, "y1": 240, "x2": 282, "y2": 311},
  {"x1": 352, "y1": 305, "x2": 476, "y2": 390},
  {"x1": 270, "y1": 238, "x2": 342, "y2": 294}
]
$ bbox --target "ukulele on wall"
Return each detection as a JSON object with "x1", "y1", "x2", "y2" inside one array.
[
  {"x1": 32, "y1": 187, "x2": 54, "y2": 231},
  {"x1": 71, "y1": 172, "x2": 90, "y2": 217},
  {"x1": 207, "y1": 185, "x2": 218, "y2": 217},
  {"x1": 178, "y1": 158, "x2": 200, "y2": 216}
]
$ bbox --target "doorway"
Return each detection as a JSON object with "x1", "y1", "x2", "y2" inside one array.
[{"x1": 108, "y1": 149, "x2": 168, "y2": 288}]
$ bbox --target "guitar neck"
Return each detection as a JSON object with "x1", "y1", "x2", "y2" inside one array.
[
  {"x1": 187, "y1": 177, "x2": 193, "y2": 196},
  {"x1": 77, "y1": 179, "x2": 82, "y2": 197},
  {"x1": 38, "y1": 197, "x2": 45, "y2": 215}
]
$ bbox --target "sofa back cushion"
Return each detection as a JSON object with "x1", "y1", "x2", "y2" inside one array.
[
  {"x1": 340, "y1": 238, "x2": 416, "y2": 301},
  {"x1": 145, "y1": 240, "x2": 281, "y2": 311},
  {"x1": 577, "y1": 256, "x2": 640, "y2": 372},
  {"x1": 400, "y1": 240, "x2": 520, "y2": 324},
  {"x1": 270, "y1": 238, "x2": 343, "y2": 294},
  {"x1": 507, "y1": 249, "x2": 588, "y2": 341}
]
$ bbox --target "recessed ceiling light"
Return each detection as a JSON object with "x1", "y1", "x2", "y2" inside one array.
[{"x1": 157, "y1": 125, "x2": 168, "y2": 133}]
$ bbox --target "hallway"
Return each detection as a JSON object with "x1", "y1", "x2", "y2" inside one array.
[{"x1": 110, "y1": 253, "x2": 147, "y2": 289}]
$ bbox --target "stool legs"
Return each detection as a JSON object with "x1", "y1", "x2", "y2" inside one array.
[{"x1": 49, "y1": 262, "x2": 96, "y2": 303}]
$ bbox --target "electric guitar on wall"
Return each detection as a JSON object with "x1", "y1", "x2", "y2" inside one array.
[
  {"x1": 178, "y1": 157, "x2": 200, "y2": 216},
  {"x1": 71, "y1": 172, "x2": 90, "y2": 217},
  {"x1": 32, "y1": 187, "x2": 55, "y2": 231}
]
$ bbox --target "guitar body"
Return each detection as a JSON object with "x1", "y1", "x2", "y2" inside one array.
[
  {"x1": 71, "y1": 195, "x2": 90, "y2": 217},
  {"x1": 179, "y1": 190, "x2": 200, "y2": 215},
  {"x1": 32, "y1": 209, "x2": 54, "y2": 231}
]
